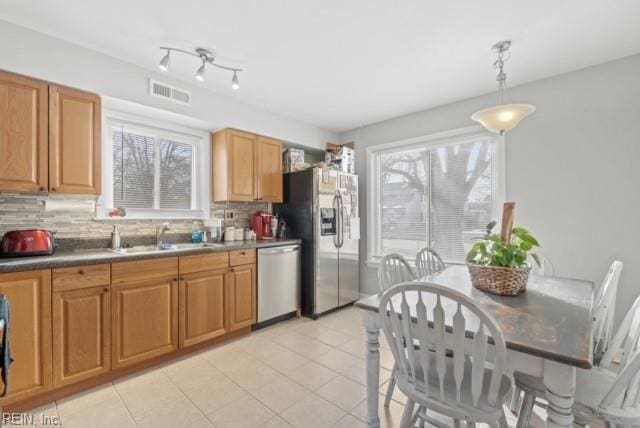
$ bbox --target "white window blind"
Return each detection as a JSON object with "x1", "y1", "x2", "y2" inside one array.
[
  {"x1": 110, "y1": 121, "x2": 197, "y2": 212},
  {"x1": 371, "y1": 132, "x2": 501, "y2": 264}
]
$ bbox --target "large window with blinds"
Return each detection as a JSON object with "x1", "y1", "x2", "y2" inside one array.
[
  {"x1": 101, "y1": 115, "x2": 207, "y2": 218},
  {"x1": 368, "y1": 130, "x2": 503, "y2": 264}
]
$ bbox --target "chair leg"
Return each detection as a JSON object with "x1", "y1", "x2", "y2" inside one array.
[
  {"x1": 453, "y1": 419, "x2": 461, "y2": 428},
  {"x1": 510, "y1": 385, "x2": 522, "y2": 415},
  {"x1": 400, "y1": 399, "x2": 415, "y2": 428},
  {"x1": 384, "y1": 366, "x2": 396, "y2": 407},
  {"x1": 497, "y1": 410, "x2": 508, "y2": 428},
  {"x1": 516, "y1": 391, "x2": 536, "y2": 428}
]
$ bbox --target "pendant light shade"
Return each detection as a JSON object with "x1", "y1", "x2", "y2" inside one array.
[
  {"x1": 472, "y1": 41, "x2": 535, "y2": 134},
  {"x1": 471, "y1": 103, "x2": 536, "y2": 134}
]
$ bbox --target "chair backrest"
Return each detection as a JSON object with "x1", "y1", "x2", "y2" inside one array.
[
  {"x1": 593, "y1": 261, "x2": 623, "y2": 359},
  {"x1": 378, "y1": 253, "x2": 416, "y2": 293},
  {"x1": 598, "y1": 295, "x2": 640, "y2": 413},
  {"x1": 378, "y1": 282, "x2": 508, "y2": 410},
  {"x1": 599, "y1": 295, "x2": 640, "y2": 369},
  {"x1": 415, "y1": 247, "x2": 446, "y2": 277},
  {"x1": 529, "y1": 252, "x2": 554, "y2": 277}
]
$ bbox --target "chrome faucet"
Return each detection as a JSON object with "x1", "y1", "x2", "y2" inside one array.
[{"x1": 156, "y1": 222, "x2": 171, "y2": 248}]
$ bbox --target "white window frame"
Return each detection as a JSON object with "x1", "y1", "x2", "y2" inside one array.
[
  {"x1": 97, "y1": 110, "x2": 210, "y2": 220},
  {"x1": 366, "y1": 125, "x2": 505, "y2": 266}
]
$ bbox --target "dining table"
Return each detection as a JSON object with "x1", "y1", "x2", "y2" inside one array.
[{"x1": 354, "y1": 265, "x2": 594, "y2": 428}]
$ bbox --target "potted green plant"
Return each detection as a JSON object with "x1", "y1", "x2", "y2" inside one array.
[{"x1": 466, "y1": 220, "x2": 542, "y2": 296}]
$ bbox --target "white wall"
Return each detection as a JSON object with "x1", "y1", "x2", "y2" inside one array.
[
  {"x1": 0, "y1": 20, "x2": 337, "y2": 149},
  {"x1": 341, "y1": 54, "x2": 640, "y2": 327}
]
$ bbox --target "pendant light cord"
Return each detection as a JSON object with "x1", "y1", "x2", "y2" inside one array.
[{"x1": 493, "y1": 50, "x2": 509, "y2": 104}]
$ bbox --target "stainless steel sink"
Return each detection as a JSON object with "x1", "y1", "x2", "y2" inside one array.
[{"x1": 109, "y1": 242, "x2": 223, "y2": 255}]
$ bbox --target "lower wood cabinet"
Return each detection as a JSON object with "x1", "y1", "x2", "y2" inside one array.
[
  {"x1": 228, "y1": 264, "x2": 256, "y2": 331},
  {"x1": 0, "y1": 270, "x2": 52, "y2": 405},
  {"x1": 112, "y1": 277, "x2": 178, "y2": 369},
  {"x1": 179, "y1": 269, "x2": 227, "y2": 347},
  {"x1": 52, "y1": 286, "x2": 110, "y2": 387}
]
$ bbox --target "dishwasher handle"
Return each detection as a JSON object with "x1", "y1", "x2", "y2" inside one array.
[{"x1": 259, "y1": 246, "x2": 299, "y2": 255}]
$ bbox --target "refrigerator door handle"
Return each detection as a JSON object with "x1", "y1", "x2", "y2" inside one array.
[
  {"x1": 338, "y1": 195, "x2": 345, "y2": 248},
  {"x1": 332, "y1": 194, "x2": 340, "y2": 248}
]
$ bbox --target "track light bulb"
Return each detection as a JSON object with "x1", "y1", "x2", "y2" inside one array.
[
  {"x1": 158, "y1": 51, "x2": 170, "y2": 71},
  {"x1": 195, "y1": 61, "x2": 206, "y2": 81},
  {"x1": 231, "y1": 71, "x2": 240, "y2": 90}
]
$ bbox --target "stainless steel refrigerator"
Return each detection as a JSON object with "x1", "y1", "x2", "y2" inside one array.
[{"x1": 274, "y1": 168, "x2": 360, "y2": 318}]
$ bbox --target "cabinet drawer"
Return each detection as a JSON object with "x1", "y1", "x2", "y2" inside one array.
[
  {"x1": 53, "y1": 264, "x2": 110, "y2": 291},
  {"x1": 179, "y1": 252, "x2": 229, "y2": 274},
  {"x1": 112, "y1": 257, "x2": 178, "y2": 284},
  {"x1": 229, "y1": 249, "x2": 256, "y2": 266}
]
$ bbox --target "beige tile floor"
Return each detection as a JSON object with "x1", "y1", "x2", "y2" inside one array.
[{"x1": 6, "y1": 306, "x2": 561, "y2": 427}]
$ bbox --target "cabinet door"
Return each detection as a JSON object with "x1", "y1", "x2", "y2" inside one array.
[
  {"x1": 228, "y1": 264, "x2": 256, "y2": 331},
  {"x1": 179, "y1": 269, "x2": 227, "y2": 347},
  {"x1": 255, "y1": 136, "x2": 283, "y2": 202},
  {"x1": 228, "y1": 130, "x2": 256, "y2": 201},
  {"x1": 112, "y1": 277, "x2": 178, "y2": 369},
  {"x1": 0, "y1": 270, "x2": 52, "y2": 405},
  {"x1": 0, "y1": 71, "x2": 48, "y2": 192},
  {"x1": 53, "y1": 286, "x2": 110, "y2": 387},
  {"x1": 49, "y1": 85, "x2": 101, "y2": 195}
]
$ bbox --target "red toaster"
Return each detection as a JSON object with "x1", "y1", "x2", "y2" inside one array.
[{"x1": 1, "y1": 229, "x2": 56, "y2": 257}]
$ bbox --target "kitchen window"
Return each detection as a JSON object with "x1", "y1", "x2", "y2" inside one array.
[
  {"x1": 367, "y1": 127, "x2": 504, "y2": 264},
  {"x1": 99, "y1": 112, "x2": 209, "y2": 219}
]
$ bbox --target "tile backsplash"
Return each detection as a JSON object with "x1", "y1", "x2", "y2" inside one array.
[{"x1": 0, "y1": 193, "x2": 268, "y2": 239}]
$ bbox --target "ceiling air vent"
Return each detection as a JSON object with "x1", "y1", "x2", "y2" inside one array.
[{"x1": 149, "y1": 79, "x2": 191, "y2": 106}]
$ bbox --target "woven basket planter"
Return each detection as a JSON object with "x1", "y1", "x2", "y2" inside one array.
[{"x1": 467, "y1": 263, "x2": 531, "y2": 296}]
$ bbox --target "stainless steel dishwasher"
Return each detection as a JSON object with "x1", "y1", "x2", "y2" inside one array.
[{"x1": 257, "y1": 244, "x2": 300, "y2": 327}]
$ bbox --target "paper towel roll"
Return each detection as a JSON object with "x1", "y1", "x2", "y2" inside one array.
[{"x1": 44, "y1": 199, "x2": 96, "y2": 212}]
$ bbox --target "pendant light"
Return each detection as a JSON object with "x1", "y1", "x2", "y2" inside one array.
[{"x1": 471, "y1": 41, "x2": 535, "y2": 134}]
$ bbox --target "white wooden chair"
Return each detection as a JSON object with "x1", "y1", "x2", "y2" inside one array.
[
  {"x1": 515, "y1": 294, "x2": 640, "y2": 428},
  {"x1": 511, "y1": 260, "x2": 624, "y2": 421},
  {"x1": 378, "y1": 253, "x2": 416, "y2": 293},
  {"x1": 528, "y1": 252, "x2": 554, "y2": 277},
  {"x1": 379, "y1": 282, "x2": 512, "y2": 427},
  {"x1": 593, "y1": 261, "x2": 624, "y2": 362},
  {"x1": 378, "y1": 253, "x2": 417, "y2": 407},
  {"x1": 415, "y1": 247, "x2": 446, "y2": 278}
]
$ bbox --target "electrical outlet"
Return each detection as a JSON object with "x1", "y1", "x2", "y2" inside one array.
[{"x1": 224, "y1": 210, "x2": 235, "y2": 220}]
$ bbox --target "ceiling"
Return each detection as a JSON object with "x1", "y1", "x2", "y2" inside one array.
[{"x1": 2, "y1": 1, "x2": 640, "y2": 132}]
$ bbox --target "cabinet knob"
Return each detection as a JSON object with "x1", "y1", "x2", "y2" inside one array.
[
  {"x1": 103, "y1": 287, "x2": 109, "y2": 293},
  {"x1": 78, "y1": 269, "x2": 85, "y2": 275},
  {"x1": 51, "y1": 187, "x2": 56, "y2": 191},
  {"x1": 240, "y1": 251, "x2": 245, "y2": 255},
  {"x1": 39, "y1": 186, "x2": 45, "y2": 191}
]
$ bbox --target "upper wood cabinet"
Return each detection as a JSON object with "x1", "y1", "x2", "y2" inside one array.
[
  {"x1": 49, "y1": 85, "x2": 101, "y2": 195},
  {"x1": 256, "y1": 136, "x2": 283, "y2": 202},
  {"x1": 0, "y1": 70, "x2": 102, "y2": 195},
  {"x1": 212, "y1": 129, "x2": 283, "y2": 203},
  {"x1": 0, "y1": 71, "x2": 48, "y2": 193},
  {"x1": 0, "y1": 270, "x2": 52, "y2": 405},
  {"x1": 52, "y1": 285, "x2": 111, "y2": 388}
]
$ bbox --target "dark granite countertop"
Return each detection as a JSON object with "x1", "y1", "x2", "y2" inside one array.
[{"x1": 0, "y1": 239, "x2": 301, "y2": 273}]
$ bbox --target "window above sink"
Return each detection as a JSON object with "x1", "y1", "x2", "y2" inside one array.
[{"x1": 96, "y1": 110, "x2": 210, "y2": 220}]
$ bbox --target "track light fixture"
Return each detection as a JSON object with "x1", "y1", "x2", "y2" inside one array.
[{"x1": 157, "y1": 47, "x2": 242, "y2": 90}]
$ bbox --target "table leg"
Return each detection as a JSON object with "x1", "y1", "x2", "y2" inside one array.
[
  {"x1": 364, "y1": 310, "x2": 381, "y2": 428},
  {"x1": 543, "y1": 360, "x2": 576, "y2": 428}
]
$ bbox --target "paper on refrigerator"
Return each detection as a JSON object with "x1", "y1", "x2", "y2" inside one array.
[{"x1": 349, "y1": 217, "x2": 360, "y2": 239}]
